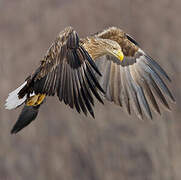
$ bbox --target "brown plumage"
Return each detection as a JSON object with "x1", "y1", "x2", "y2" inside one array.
[
  {"x1": 94, "y1": 27, "x2": 175, "y2": 119},
  {"x1": 5, "y1": 26, "x2": 175, "y2": 134},
  {"x1": 18, "y1": 27, "x2": 124, "y2": 115}
]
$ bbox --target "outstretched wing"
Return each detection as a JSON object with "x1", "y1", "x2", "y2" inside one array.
[
  {"x1": 95, "y1": 27, "x2": 175, "y2": 119},
  {"x1": 30, "y1": 27, "x2": 104, "y2": 117}
]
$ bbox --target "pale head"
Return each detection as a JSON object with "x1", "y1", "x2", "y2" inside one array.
[
  {"x1": 84, "y1": 37, "x2": 124, "y2": 61},
  {"x1": 101, "y1": 39, "x2": 124, "y2": 61}
]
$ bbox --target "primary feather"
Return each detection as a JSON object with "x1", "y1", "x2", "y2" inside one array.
[
  {"x1": 94, "y1": 27, "x2": 175, "y2": 119},
  {"x1": 5, "y1": 26, "x2": 175, "y2": 134}
]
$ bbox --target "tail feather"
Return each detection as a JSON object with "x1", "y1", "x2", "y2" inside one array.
[{"x1": 5, "y1": 81, "x2": 28, "y2": 110}]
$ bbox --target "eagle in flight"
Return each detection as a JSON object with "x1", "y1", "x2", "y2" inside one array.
[{"x1": 5, "y1": 26, "x2": 175, "y2": 134}]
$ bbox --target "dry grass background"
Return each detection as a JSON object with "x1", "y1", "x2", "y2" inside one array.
[{"x1": 0, "y1": 0, "x2": 181, "y2": 179}]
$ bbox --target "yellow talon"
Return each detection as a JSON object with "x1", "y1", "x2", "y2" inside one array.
[
  {"x1": 26, "y1": 94, "x2": 46, "y2": 106},
  {"x1": 36, "y1": 94, "x2": 46, "y2": 105}
]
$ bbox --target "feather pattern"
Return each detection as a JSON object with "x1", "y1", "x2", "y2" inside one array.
[
  {"x1": 18, "y1": 27, "x2": 105, "y2": 117},
  {"x1": 94, "y1": 27, "x2": 174, "y2": 119},
  {"x1": 95, "y1": 47, "x2": 174, "y2": 119},
  {"x1": 6, "y1": 26, "x2": 175, "y2": 135}
]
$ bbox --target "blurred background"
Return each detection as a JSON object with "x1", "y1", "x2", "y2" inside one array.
[{"x1": 0, "y1": 0, "x2": 181, "y2": 179}]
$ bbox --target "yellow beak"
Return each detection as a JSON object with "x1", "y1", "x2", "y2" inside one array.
[{"x1": 115, "y1": 49, "x2": 124, "y2": 61}]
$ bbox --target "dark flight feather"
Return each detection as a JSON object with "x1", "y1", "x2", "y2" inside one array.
[
  {"x1": 24, "y1": 27, "x2": 104, "y2": 117},
  {"x1": 94, "y1": 27, "x2": 174, "y2": 119},
  {"x1": 8, "y1": 26, "x2": 175, "y2": 135}
]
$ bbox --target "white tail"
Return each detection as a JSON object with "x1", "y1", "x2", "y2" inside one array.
[{"x1": 5, "y1": 81, "x2": 28, "y2": 110}]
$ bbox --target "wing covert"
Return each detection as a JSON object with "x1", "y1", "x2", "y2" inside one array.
[
  {"x1": 31, "y1": 27, "x2": 104, "y2": 117},
  {"x1": 95, "y1": 49, "x2": 175, "y2": 119}
]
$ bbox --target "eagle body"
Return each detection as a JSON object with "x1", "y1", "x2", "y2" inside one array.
[{"x1": 5, "y1": 26, "x2": 175, "y2": 134}]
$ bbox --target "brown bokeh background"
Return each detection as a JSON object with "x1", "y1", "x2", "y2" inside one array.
[{"x1": 0, "y1": 0, "x2": 181, "y2": 179}]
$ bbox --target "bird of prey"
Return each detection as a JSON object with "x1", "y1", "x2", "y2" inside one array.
[{"x1": 5, "y1": 26, "x2": 175, "y2": 134}]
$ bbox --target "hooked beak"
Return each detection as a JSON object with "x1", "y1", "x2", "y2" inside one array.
[{"x1": 112, "y1": 49, "x2": 124, "y2": 61}]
